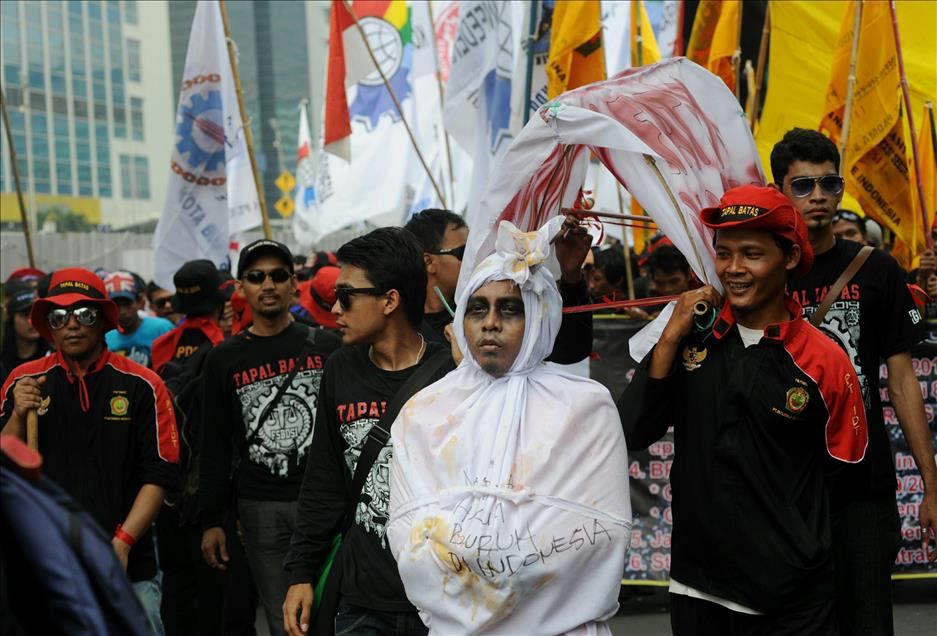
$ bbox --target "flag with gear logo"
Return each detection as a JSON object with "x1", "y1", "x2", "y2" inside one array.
[
  {"x1": 153, "y1": 0, "x2": 260, "y2": 290},
  {"x1": 316, "y1": 0, "x2": 418, "y2": 239}
]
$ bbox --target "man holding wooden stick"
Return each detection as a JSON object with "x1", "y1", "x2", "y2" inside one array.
[{"x1": 0, "y1": 267, "x2": 180, "y2": 635}]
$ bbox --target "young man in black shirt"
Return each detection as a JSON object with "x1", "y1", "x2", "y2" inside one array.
[
  {"x1": 773, "y1": 128, "x2": 937, "y2": 635},
  {"x1": 404, "y1": 208, "x2": 594, "y2": 363},
  {"x1": 198, "y1": 240, "x2": 341, "y2": 634},
  {"x1": 282, "y1": 228, "x2": 453, "y2": 636},
  {"x1": 621, "y1": 186, "x2": 868, "y2": 634}
]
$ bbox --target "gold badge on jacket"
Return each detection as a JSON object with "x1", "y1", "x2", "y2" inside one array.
[{"x1": 682, "y1": 345, "x2": 707, "y2": 371}]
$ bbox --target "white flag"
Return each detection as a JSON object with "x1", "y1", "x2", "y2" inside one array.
[
  {"x1": 153, "y1": 0, "x2": 260, "y2": 290},
  {"x1": 292, "y1": 102, "x2": 320, "y2": 245}
]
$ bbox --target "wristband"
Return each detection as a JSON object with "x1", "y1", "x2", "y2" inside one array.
[{"x1": 114, "y1": 524, "x2": 136, "y2": 548}]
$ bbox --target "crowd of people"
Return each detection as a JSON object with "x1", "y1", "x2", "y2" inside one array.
[{"x1": 0, "y1": 128, "x2": 935, "y2": 636}]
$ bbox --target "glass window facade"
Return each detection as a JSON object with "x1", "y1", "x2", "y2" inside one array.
[
  {"x1": 133, "y1": 156, "x2": 149, "y2": 198},
  {"x1": 130, "y1": 97, "x2": 144, "y2": 141},
  {"x1": 127, "y1": 37, "x2": 141, "y2": 82},
  {"x1": 119, "y1": 154, "x2": 132, "y2": 198},
  {"x1": 123, "y1": 0, "x2": 137, "y2": 25}
]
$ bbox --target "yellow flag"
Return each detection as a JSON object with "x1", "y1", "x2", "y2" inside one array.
[
  {"x1": 820, "y1": 0, "x2": 923, "y2": 266},
  {"x1": 686, "y1": 0, "x2": 723, "y2": 67},
  {"x1": 630, "y1": 0, "x2": 661, "y2": 67},
  {"x1": 708, "y1": 0, "x2": 741, "y2": 93},
  {"x1": 546, "y1": 1, "x2": 605, "y2": 99},
  {"x1": 915, "y1": 102, "x2": 936, "y2": 233}
]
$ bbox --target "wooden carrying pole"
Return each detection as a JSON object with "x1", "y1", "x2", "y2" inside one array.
[
  {"x1": 838, "y1": 0, "x2": 863, "y2": 176},
  {"x1": 615, "y1": 186, "x2": 637, "y2": 300},
  {"x1": 732, "y1": 1, "x2": 744, "y2": 102},
  {"x1": 343, "y1": 1, "x2": 446, "y2": 207},
  {"x1": 0, "y1": 87, "x2": 37, "y2": 267},
  {"x1": 888, "y1": 0, "x2": 932, "y2": 246},
  {"x1": 426, "y1": 1, "x2": 456, "y2": 206},
  {"x1": 750, "y1": 3, "x2": 771, "y2": 132},
  {"x1": 26, "y1": 411, "x2": 38, "y2": 451},
  {"x1": 218, "y1": 0, "x2": 272, "y2": 239}
]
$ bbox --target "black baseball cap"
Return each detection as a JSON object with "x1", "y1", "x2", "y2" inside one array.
[
  {"x1": 5, "y1": 280, "x2": 37, "y2": 314},
  {"x1": 171, "y1": 260, "x2": 226, "y2": 316},
  {"x1": 236, "y1": 239, "x2": 294, "y2": 279}
]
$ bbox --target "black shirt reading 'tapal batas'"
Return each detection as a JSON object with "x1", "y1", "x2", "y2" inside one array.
[
  {"x1": 788, "y1": 238, "x2": 924, "y2": 502},
  {"x1": 198, "y1": 322, "x2": 341, "y2": 529},
  {"x1": 284, "y1": 342, "x2": 454, "y2": 613}
]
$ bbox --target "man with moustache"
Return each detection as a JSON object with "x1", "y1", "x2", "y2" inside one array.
[
  {"x1": 772, "y1": 129, "x2": 937, "y2": 635},
  {"x1": 621, "y1": 186, "x2": 868, "y2": 634},
  {"x1": 0, "y1": 268, "x2": 179, "y2": 634},
  {"x1": 198, "y1": 239, "x2": 341, "y2": 634}
]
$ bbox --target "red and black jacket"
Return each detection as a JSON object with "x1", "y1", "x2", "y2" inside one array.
[
  {"x1": 0, "y1": 349, "x2": 179, "y2": 582},
  {"x1": 619, "y1": 296, "x2": 868, "y2": 613}
]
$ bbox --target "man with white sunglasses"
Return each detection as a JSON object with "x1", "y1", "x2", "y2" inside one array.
[
  {"x1": 773, "y1": 128, "x2": 937, "y2": 636},
  {"x1": 0, "y1": 267, "x2": 180, "y2": 635}
]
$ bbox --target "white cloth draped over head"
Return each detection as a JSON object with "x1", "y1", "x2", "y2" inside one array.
[{"x1": 388, "y1": 219, "x2": 632, "y2": 635}]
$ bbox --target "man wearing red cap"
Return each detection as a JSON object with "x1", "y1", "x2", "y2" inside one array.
[
  {"x1": 772, "y1": 129, "x2": 936, "y2": 636},
  {"x1": 0, "y1": 267, "x2": 179, "y2": 635},
  {"x1": 620, "y1": 186, "x2": 868, "y2": 634}
]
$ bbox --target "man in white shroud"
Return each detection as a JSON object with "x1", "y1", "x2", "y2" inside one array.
[{"x1": 387, "y1": 218, "x2": 632, "y2": 635}]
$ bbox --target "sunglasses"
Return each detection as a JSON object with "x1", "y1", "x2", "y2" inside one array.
[
  {"x1": 153, "y1": 297, "x2": 173, "y2": 309},
  {"x1": 788, "y1": 175, "x2": 844, "y2": 198},
  {"x1": 833, "y1": 210, "x2": 863, "y2": 224},
  {"x1": 334, "y1": 287, "x2": 384, "y2": 310},
  {"x1": 427, "y1": 244, "x2": 466, "y2": 261},
  {"x1": 48, "y1": 306, "x2": 100, "y2": 330},
  {"x1": 243, "y1": 268, "x2": 292, "y2": 284}
]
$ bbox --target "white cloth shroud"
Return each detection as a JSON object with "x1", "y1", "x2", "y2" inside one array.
[{"x1": 388, "y1": 218, "x2": 632, "y2": 635}]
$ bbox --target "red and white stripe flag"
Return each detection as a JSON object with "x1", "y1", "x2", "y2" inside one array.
[{"x1": 323, "y1": 0, "x2": 371, "y2": 161}]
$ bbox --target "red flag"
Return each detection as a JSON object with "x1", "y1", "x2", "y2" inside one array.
[{"x1": 323, "y1": 0, "x2": 371, "y2": 161}]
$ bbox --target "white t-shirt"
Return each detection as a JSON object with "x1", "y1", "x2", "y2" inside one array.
[{"x1": 737, "y1": 324, "x2": 763, "y2": 348}]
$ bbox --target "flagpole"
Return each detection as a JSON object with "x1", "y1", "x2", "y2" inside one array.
[
  {"x1": 732, "y1": 0, "x2": 744, "y2": 102},
  {"x1": 634, "y1": 0, "x2": 644, "y2": 67},
  {"x1": 750, "y1": 2, "x2": 770, "y2": 132},
  {"x1": 218, "y1": 0, "x2": 272, "y2": 240},
  {"x1": 673, "y1": 0, "x2": 686, "y2": 57},
  {"x1": 889, "y1": 0, "x2": 932, "y2": 247},
  {"x1": 616, "y1": 185, "x2": 637, "y2": 300},
  {"x1": 838, "y1": 0, "x2": 863, "y2": 177},
  {"x1": 426, "y1": 1, "x2": 456, "y2": 207},
  {"x1": 522, "y1": 3, "x2": 539, "y2": 125},
  {"x1": 342, "y1": 1, "x2": 446, "y2": 208},
  {"x1": 0, "y1": 86, "x2": 36, "y2": 268}
]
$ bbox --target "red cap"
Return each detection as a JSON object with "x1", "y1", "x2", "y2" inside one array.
[
  {"x1": 30, "y1": 268, "x2": 119, "y2": 342},
  {"x1": 303, "y1": 266, "x2": 339, "y2": 329},
  {"x1": 7, "y1": 267, "x2": 46, "y2": 283},
  {"x1": 700, "y1": 185, "x2": 814, "y2": 278}
]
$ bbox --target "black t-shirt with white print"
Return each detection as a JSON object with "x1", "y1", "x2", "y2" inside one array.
[
  {"x1": 198, "y1": 321, "x2": 341, "y2": 529},
  {"x1": 788, "y1": 238, "x2": 924, "y2": 502},
  {"x1": 284, "y1": 342, "x2": 454, "y2": 612}
]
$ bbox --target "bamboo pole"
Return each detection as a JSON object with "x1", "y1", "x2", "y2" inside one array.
[
  {"x1": 426, "y1": 1, "x2": 456, "y2": 206},
  {"x1": 751, "y1": 3, "x2": 771, "y2": 133},
  {"x1": 838, "y1": 0, "x2": 863, "y2": 177},
  {"x1": 643, "y1": 155, "x2": 711, "y2": 286},
  {"x1": 744, "y1": 60, "x2": 755, "y2": 125},
  {"x1": 888, "y1": 1, "x2": 932, "y2": 247},
  {"x1": 615, "y1": 186, "x2": 637, "y2": 300},
  {"x1": 218, "y1": 0, "x2": 272, "y2": 239},
  {"x1": 634, "y1": 0, "x2": 644, "y2": 67},
  {"x1": 342, "y1": 1, "x2": 446, "y2": 207},
  {"x1": 522, "y1": 3, "x2": 539, "y2": 125},
  {"x1": 732, "y1": 1, "x2": 744, "y2": 102},
  {"x1": 0, "y1": 87, "x2": 36, "y2": 268},
  {"x1": 563, "y1": 208, "x2": 659, "y2": 225}
]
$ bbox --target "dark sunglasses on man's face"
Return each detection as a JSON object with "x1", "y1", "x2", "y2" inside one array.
[
  {"x1": 427, "y1": 244, "x2": 466, "y2": 261},
  {"x1": 152, "y1": 297, "x2": 173, "y2": 309},
  {"x1": 833, "y1": 210, "x2": 863, "y2": 225},
  {"x1": 334, "y1": 287, "x2": 384, "y2": 311},
  {"x1": 788, "y1": 175, "x2": 845, "y2": 198},
  {"x1": 48, "y1": 306, "x2": 100, "y2": 330},
  {"x1": 243, "y1": 268, "x2": 291, "y2": 285}
]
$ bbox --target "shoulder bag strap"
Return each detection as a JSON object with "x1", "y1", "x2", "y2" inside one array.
[
  {"x1": 343, "y1": 348, "x2": 452, "y2": 529},
  {"x1": 809, "y1": 245, "x2": 874, "y2": 327},
  {"x1": 242, "y1": 325, "x2": 319, "y2": 452}
]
